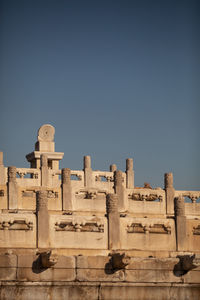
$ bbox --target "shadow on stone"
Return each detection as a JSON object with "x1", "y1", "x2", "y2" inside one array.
[{"x1": 32, "y1": 255, "x2": 48, "y2": 274}]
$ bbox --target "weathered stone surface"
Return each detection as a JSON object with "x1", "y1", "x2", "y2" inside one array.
[
  {"x1": 17, "y1": 268, "x2": 75, "y2": 281},
  {"x1": 77, "y1": 255, "x2": 109, "y2": 269},
  {"x1": 0, "y1": 284, "x2": 99, "y2": 300},
  {"x1": 0, "y1": 254, "x2": 17, "y2": 267},
  {"x1": 77, "y1": 268, "x2": 125, "y2": 282},
  {"x1": 100, "y1": 284, "x2": 200, "y2": 300},
  {"x1": 0, "y1": 268, "x2": 16, "y2": 280},
  {"x1": 125, "y1": 269, "x2": 181, "y2": 283}
]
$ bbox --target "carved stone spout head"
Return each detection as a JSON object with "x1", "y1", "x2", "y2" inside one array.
[
  {"x1": 40, "y1": 250, "x2": 58, "y2": 268},
  {"x1": 110, "y1": 252, "x2": 131, "y2": 270}
]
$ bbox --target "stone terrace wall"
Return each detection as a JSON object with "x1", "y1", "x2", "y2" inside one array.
[{"x1": 0, "y1": 125, "x2": 200, "y2": 299}]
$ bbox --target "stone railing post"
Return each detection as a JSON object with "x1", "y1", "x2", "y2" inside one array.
[
  {"x1": 110, "y1": 164, "x2": 117, "y2": 172},
  {"x1": 106, "y1": 194, "x2": 120, "y2": 250},
  {"x1": 175, "y1": 196, "x2": 186, "y2": 251},
  {"x1": 62, "y1": 168, "x2": 72, "y2": 211},
  {"x1": 0, "y1": 151, "x2": 5, "y2": 185},
  {"x1": 164, "y1": 173, "x2": 175, "y2": 215},
  {"x1": 8, "y1": 166, "x2": 18, "y2": 209},
  {"x1": 36, "y1": 190, "x2": 49, "y2": 248},
  {"x1": 41, "y1": 154, "x2": 48, "y2": 186},
  {"x1": 114, "y1": 170, "x2": 126, "y2": 210},
  {"x1": 83, "y1": 155, "x2": 92, "y2": 187},
  {"x1": 126, "y1": 158, "x2": 134, "y2": 188}
]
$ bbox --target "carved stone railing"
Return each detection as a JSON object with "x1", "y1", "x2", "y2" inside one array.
[
  {"x1": 127, "y1": 188, "x2": 166, "y2": 214},
  {"x1": 0, "y1": 218, "x2": 33, "y2": 230},
  {"x1": 128, "y1": 189, "x2": 164, "y2": 202},
  {"x1": 175, "y1": 191, "x2": 200, "y2": 203},
  {"x1": 15, "y1": 168, "x2": 40, "y2": 186},
  {"x1": 71, "y1": 170, "x2": 84, "y2": 181},
  {"x1": 94, "y1": 171, "x2": 114, "y2": 183},
  {"x1": 175, "y1": 191, "x2": 200, "y2": 216}
]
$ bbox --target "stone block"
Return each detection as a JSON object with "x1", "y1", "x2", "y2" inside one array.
[
  {"x1": 183, "y1": 270, "x2": 200, "y2": 283},
  {"x1": 77, "y1": 268, "x2": 125, "y2": 282},
  {"x1": 17, "y1": 267, "x2": 76, "y2": 281},
  {"x1": 0, "y1": 254, "x2": 17, "y2": 267},
  {"x1": 125, "y1": 269, "x2": 181, "y2": 283},
  {"x1": 0, "y1": 284, "x2": 99, "y2": 300},
  {"x1": 127, "y1": 258, "x2": 179, "y2": 270},
  {"x1": 0, "y1": 268, "x2": 16, "y2": 280},
  {"x1": 77, "y1": 255, "x2": 109, "y2": 269},
  {"x1": 100, "y1": 284, "x2": 200, "y2": 300}
]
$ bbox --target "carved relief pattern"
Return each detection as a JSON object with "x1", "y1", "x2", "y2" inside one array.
[
  {"x1": 127, "y1": 223, "x2": 171, "y2": 234},
  {"x1": 76, "y1": 189, "x2": 107, "y2": 200},
  {"x1": 55, "y1": 221, "x2": 104, "y2": 233},
  {"x1": 0, "y1": 190, "x2": 4, "y2": 197},
  {"x1": 0, "y1": 219, "x2": 33, "y2": 230},
  {"x1": 106, "y1": 194, "x2": 118, "y2": 213},
  {"x1": 47, "y1": 190, "x2": 58, "y2": 198},
  {"x1": 36, "y1": 191, "x2": 48, "y2": 211},
  {"x1": 128, "y1": 193, "x2": 163, "y2": 202}
]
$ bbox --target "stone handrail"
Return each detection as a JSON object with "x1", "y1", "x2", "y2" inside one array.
[{"x1": 175, "y1": 190, "x2": 200, "y2": 203}]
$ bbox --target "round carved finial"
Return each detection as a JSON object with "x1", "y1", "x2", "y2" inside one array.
[{"x1": 38, "y1": 124, "x2": 55, "y2": 142}]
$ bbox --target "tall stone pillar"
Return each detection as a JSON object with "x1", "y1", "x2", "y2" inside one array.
[
  {"x1": 110, "y1": 164, "x2": 117, "y2": 172},
  {"x1": 175, "y1": 196, "x2": 187, "y2": 251},
  {"x1": 8, "y1": 166, "x2": 18, "y2": 209},
  {"x1": 36, "y1": 190, "x2": 49, "y2": 248},
  {"x1": 83, "y1": 155, "x2": 92, "y2": 187},
  {"x1": 62, "y1": 168, "x2": 72, "y2": 211},
  {"x1": 106, "y1": 194, "x2": 120, "y2": 250},
  {"x1": 0, "y1": 152, "x2": 5, "y2": 185},
  {"x1": 41, "y1": 154, "x2": 48, "y2": 187},
  {"x1": 126, "y1": 158, "x2": 134, "y2": 188},
  {"x1": 114, "y1": 170, "x2": 126, "y2": 210},
  {"x1": 164, "y1": 173, "x2": 175, "y2": 215}
]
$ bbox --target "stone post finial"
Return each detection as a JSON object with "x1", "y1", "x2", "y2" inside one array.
[
  {"x1": 61, "y1": 168, "x2": 72, "y2": 211},
  {"x1": 165, "y1": 173, "x2": 175, "y2": 215},
  {"x1": 175, "y1": 196, "x2": 185, "y2": 217},
  {"x1": 84, "y1": 155, "x2": 91, "y2": 169},
  {"x1": 110, "y1": 164, "x2": 117, "y2": 172},
  {"x1": 0, "y1": 152, "x2": 5, "y2": 185},
  {"x1": 83, "y1": 155, "x2": 92, "y2": 187},
  {"x1": 164, "y1": 173, "x2": 173, "y2": 189},
  {"x1": 8, "y1": 166, "x2": 18, "y2": 210},
  {"x1": 0, "y1": 152, "x2": 3, "y2": 165},
  {"x1": 126, "y1": 158, "x2": 134, "y2": 188},
  {"x1": 8, "y1": 166, "x2": 16, "y2": 183},
  {"x1": 126, "y1": 158, "x2": 133, "y2": 171}
]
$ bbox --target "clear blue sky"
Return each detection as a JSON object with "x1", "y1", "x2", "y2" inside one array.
[{"x1": 0, "y1": 0, "x2": 199, "y2": 190}]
